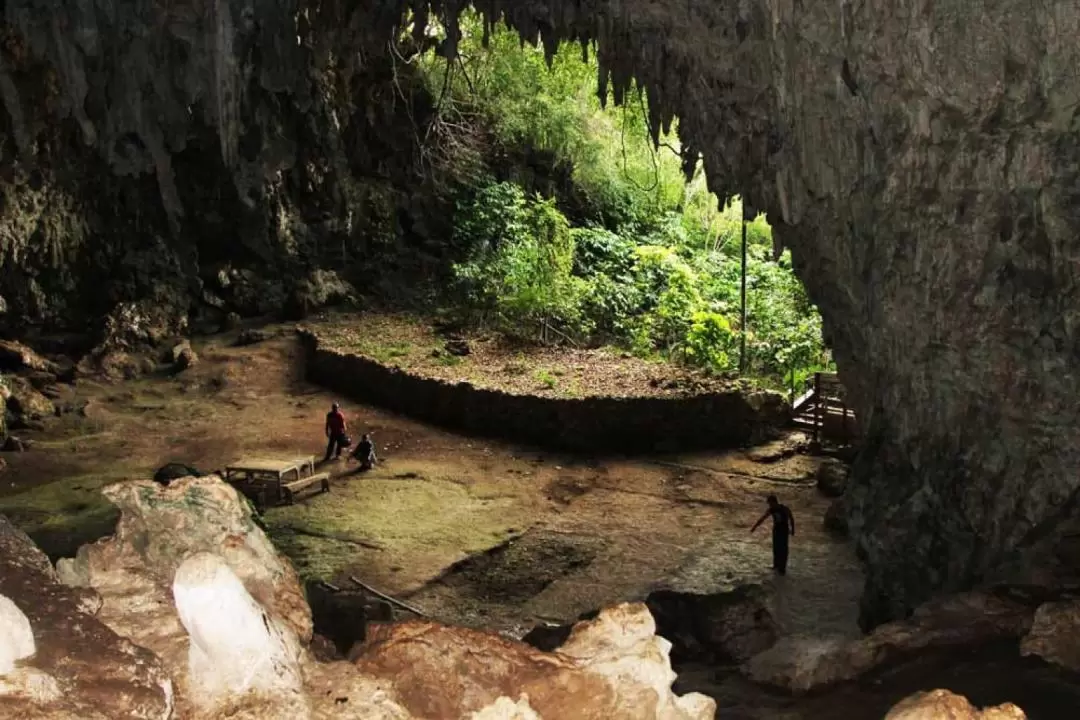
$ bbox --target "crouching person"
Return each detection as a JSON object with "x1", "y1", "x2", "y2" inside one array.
[{"x1": 350, "y1": 433, "x2": 377, "y2": 471}]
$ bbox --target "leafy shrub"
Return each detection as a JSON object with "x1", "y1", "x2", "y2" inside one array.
[
  {"x1": 682, "y1": 312, "x2": 736, "y2": 372},
  {"x1": 452, "y1": 182, "x2": 590, "y2": 341}
]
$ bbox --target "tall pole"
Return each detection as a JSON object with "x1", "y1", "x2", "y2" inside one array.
[{"x1": 739, "y1": 213, "x2": 748, "y2": 374}]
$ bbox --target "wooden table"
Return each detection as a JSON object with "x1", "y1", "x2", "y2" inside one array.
[{"x1": 223, "y1": 456, "x2": 328, "y2": 508}]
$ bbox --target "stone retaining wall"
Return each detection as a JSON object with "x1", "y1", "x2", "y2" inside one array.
[{"x1": 299, "y1": 330, "x2": 790, "y2": 454}]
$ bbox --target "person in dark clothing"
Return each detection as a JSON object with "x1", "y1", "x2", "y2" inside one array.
[
  {"x1": 750, "y1": 495, "x2": 796, "y2": 574},
  {"x1": 350, "y1": 433, "x2": 377, "y2": 471},
  {"x1": 324, "y1": 402, "x2": 348, "y2": 461}
]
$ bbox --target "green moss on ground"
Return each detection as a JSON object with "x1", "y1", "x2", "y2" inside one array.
[
  {"x1": 263, "y1": 462, "x2": 535, "y2": 582},
  {"x1": 0, "y1": 473, "x2": 125, "y2": 559}
]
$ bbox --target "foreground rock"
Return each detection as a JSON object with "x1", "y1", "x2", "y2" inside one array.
[
  {"x1": 353, "y1": 603, "x2": 714, "y2": 720},
  {"x1": 1020, "y1": 599, "x2": 1080, "y2": 672},
  {"x1": 745, "y1": 592, "x2": 1033, "y2": 692},
  {"x1": 815, "y1": 458, "x2": 849, "y2": 498},
  {"x1": 55, "y1": 476, "x2": 312, "y2": 714},
  {"x1": 0, "y1": 515, "x2": 173, "y2": 719},
  {"x1": 0, "y1": 340, "x2": 58, "y2": 375},
  {"x1": 173, "y1": 552, "x2": 306, "y2": 715},
  {"x1": 3, "y1": 375, "x2": 56, "y2": 428},
  {"x1": 40, "y1": 475, "x2": 712, "y2": 718},
  {"x1": 0, "y1": 594, "x2": 35, "y2": 674},
  {"x1": 645, "y1": 585, "x2": 778, "y2": 664},
  {"x1": 885, "y1": 689, "x2": 1025, "y2": 719}
]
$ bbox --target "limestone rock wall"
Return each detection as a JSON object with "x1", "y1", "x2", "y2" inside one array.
[
  {"x1": 0, "y1": 1, "x2": 449, "y2": 339},
  {"x1": 3, "y1": 1, "x2": 1079, "y2": 626}
]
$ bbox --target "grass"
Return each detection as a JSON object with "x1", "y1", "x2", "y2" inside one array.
[
  {"x1": 0, "y1": 473, "x2": 125, "y2": 559},
  {"x1": 261, "y1": 461, "x2": 536, "y2": 582},
  {"x1": 435, "y1": 352, "x2": 463, "y2": 367},
  {"x1": 535, "y1": 369, "x2": 558, "y2": 390},
  {"x1": 356, "y1": 341, "x2": 413, "y2": 363},
  {"x1": 311, "y1": 311, "x2": 744, "y2": 399}
]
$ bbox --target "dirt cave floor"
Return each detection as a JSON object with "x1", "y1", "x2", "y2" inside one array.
[{"x1": 2, "y1": 328, "x2": 860, "y2": 640}]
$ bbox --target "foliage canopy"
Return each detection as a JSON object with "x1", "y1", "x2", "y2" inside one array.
[{"x1": 415, "y1": 11, "x2": 831, "y2": 389}]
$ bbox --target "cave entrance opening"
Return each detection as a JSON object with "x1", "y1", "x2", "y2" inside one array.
[{"x1": 405, "y1": 8, "x2": 834, "y2": 399}]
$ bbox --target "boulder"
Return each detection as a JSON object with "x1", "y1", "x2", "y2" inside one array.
[
  {"x1": 352, "y1": 602, "x2": 715, "y2": 720},
  {"x1": 170, "y1": 340, "x2": 198, "y2": 371},
  {"x1": 0, "y1": 593, "x2": 35, "y2": 674},
  {"x1": 99, "y1": 297, "x2": 189, "y2": 352},
  {"x1": 236, "y1": 328, "x2": 270, "y2": 346},
  {"x1": 4, "y1": 375, "x2": 56, "y2": 427},
  {"x1": 745, "y1": 592, "x2": 1033, "y2": 692},
  {"x1": 0, "y1": 340, "x2": 58, "y2": 374},
  {"x1": 823, "y1": 497, "x2": 849, "y2": 537},
  {"x1": 815, "y1": 457, "x2": 849, "y2": 498},
  {"x1": 77, "y1": 294, "x2": 189, "y2": 380},
  {"x1": 0, "y1": 515, "x2": 173, "y2": 719},
  {"x1": 1019, "y1": 599, "x2": 1080, "y2": 672},
  {"x1": 55, "y1": 475, "x2": 313, "y2": 702},
  {"x1": 214, "y1": 266, "x2": 287, "y2": 318},
  {"x1": 172, "y1": 552, "x2": 304, "y2": 713},
  {"x1": 645, "y1": 585, "x2": 779, "y2": 664},
  {"x1": 151, "y1": 462, "x2": 203, "y2": 486},
  {"x1": 283, "y1": 269, "x2": 357, "y2": 319},
  {"x1": 222, "y1": 312, "x2": 243, "y2": 331},
  {"x1": 885, "y1": 689, "x2": 1026, "y2": 719}
]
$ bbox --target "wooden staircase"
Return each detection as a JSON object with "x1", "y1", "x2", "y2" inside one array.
[{"x1": 791, "y1": 372, "x2": 856, "y2": 444}]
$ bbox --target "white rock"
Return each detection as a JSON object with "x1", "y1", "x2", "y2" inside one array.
[
  {"x1": 743, "y1": 634, "x2": 850, "y2": 692},
  {"x1": 559, "y1": 604, "x2": 716, "y2": 719},
  {"x1": 172, "y1": 552, "x2": 304, "y2": 711},
  {"x1": 0, "y1": 593, "x2": 35, "y2": 674},
  {"x1": 0, "y1": 667, "x2": 62, "y2": 703},
  {"x1": 469, "y1": 695, "x2": 542, "y2": 719}
]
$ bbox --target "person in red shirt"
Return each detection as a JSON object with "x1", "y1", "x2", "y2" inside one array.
[{"x1": 324, "y1": 402, "x2": 348, "y2": 461}]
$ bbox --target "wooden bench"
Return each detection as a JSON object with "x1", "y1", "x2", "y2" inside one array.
[{"x1": 282, "y1": 471, "x2": 331, "y2": 505}]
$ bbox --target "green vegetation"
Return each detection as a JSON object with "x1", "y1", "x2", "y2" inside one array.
[{"x1": 414, "y1": 11, "x2": 831, "y2": 390}]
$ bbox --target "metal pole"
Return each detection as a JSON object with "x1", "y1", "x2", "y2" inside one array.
[{"x1": 739, "y1": 213, "x2": 747, "y2": 373}]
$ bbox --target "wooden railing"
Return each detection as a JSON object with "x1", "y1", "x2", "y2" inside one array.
[{"x1": 791, "y1": 372, "x2": 856, "y2": 444}]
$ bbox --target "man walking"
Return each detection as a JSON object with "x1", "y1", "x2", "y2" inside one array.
[
  {"x1": 324, "y1": 402, "x2": 348, "y2": 461},
  {"x1": 750, "y1": 495, "x2": 796, "y2": 575}
]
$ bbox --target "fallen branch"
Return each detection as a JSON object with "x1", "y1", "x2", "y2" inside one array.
[{"x1": 349, "y1": 576, "x2": 429, "y2": 618}]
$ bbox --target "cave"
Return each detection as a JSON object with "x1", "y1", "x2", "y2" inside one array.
[{"x1": 0, "y1": 0, "x2": 1077, "y2": 637}]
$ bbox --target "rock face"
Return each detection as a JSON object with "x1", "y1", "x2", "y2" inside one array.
[
  {"x1": 55, "y1": 476, "x2": 313, "y2": 697},
  {"x1": 353, "y1": 603, "x2": 714, "y2": 720},
  {"x1": 745, "y1": 591, "x2": 1034, "y2": 693},
  {"x1": 885, "y1": 689, "x2": 1026, "y2": 720},
  {"x1": 172, "y1": 552, "x2": 305, "y2": 713},
  {"x1": 815, "y1": 458, "x2": 849, "y2": 498},
  {"x1": 1019, "y1": 599, "x2": 1080, "y2": 672},
  {"x1": 0, "y1": 515, "x2": 174, "y2": 719},
  {"x1": 2, "y1": 0, "x2": 1078, "y2": 627},
  {"x1": 3, "y1": 375, "x2": 55, "y2": 428},
  {"x1": 645, "y1": 586, "x2": 779, "y2": 664}
]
